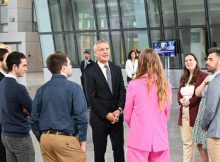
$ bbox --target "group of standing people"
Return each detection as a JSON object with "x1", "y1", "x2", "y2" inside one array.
[
  {"x1": 178, "y1": 48, "x2": 220, "y2": 162},
  {"x1": 0, "y1": 40, "x2": 172, "y2": 162},
  {"x1": 81, "y1": 40, "x2": 172, "y2": 162},
  {"x1": 0, "y1": 46, "x2": 88, "y2": 162},
  {"x1": 1, "y1": 39, "x2": 220, "y2": 162}
]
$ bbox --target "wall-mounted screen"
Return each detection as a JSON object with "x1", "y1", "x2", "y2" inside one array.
[{"x1": 152, "y1": 40, "x2": 177, "y2": 57}]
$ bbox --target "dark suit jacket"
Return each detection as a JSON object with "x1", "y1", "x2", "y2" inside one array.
[
  {"x1": 80, "y1": 59, "x2": 95, "y2": 76},
  {"x1": 177, "y1": 71, "x2": 208, "y2": 127},
  {"x1": 84, "y1": 62, "x2": 126, "y2": 126},
  {"x1": 80, "y1": 59, "x2": 95, "y2": 85},
  {"x1": 0, "y1": 72, "x2": 4, "y2": 81}
]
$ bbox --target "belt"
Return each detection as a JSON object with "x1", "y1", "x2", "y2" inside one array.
[{"x1": 42, "y1": 130, "x2": 76, "y2": 136}]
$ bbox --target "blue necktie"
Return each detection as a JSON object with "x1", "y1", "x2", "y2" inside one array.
[{"x1": 104, "y1": 65, "x2": 112, "y2": 93}]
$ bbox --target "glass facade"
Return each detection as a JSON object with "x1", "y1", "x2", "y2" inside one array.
[{"x1": 34, "y1": 0, "x2": 220, "y2": 69}]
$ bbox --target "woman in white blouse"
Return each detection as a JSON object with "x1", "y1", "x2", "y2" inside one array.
[{"x1": 125, "y1": 50, "x2": 138, "y2": 84}]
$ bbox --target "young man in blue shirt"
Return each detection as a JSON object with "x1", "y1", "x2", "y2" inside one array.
[
  {"x1": 0, "y1": 52, "x2": 34, "y2": 162},
  {"x1": 31, "y1": 52, "x2": 88, "y2": 162}
]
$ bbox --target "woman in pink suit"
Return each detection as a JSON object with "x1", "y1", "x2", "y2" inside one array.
[{"x1": 124, "y1": 48, "x2": 172, "y2": 162}]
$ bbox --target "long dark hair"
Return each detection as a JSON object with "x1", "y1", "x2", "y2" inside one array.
[
  {"x1": 128, "y1": 50, "x2": 135, "y2": 60},
  {"x1": 179, "y1": 53, "x2": 200, "y2": 87}
]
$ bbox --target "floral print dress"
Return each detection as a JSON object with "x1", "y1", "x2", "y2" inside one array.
[{"x1": 192, "y1": 85, "x2": 208, "y2": 149}]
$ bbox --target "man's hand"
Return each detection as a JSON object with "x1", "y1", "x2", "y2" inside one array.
[
  {"x1": 113, "y1": 110, "x2": 120, "y2": 118},
  {"x1": 106, "y1": 113, "x2": 116, "y2": 122},
  {"x1": 80, "y1": 141, "x2": 86, "y2": 152},
  {"x1": 106, "y1": 112, "x2": 119, "y2": 124}
]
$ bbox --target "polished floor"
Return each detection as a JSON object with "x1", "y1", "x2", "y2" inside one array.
[{"x1": 26, "y1": 72, "x2": 200, "y2": 162}]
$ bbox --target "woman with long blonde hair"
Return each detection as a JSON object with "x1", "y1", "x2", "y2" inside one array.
[{"x1": 124, "y1": 48, "x2": 172, "y2": 162}]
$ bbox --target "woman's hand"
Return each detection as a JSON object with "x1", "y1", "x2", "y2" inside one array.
[
  {"x1": 180, "y1": 98, "x2": 190, "y2": 107},
  {"x1": 204, "y1": 75, "x2": 213, "y2": 85}
]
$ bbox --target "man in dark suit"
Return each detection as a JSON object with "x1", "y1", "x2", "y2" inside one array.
[
  {"x1": 80, "y1": 50, "x2": 95, "y2": 90},
  {"x1": 84, "y1": 40, "x2": 126, "y2": 162},
  {"x1": 0, "y1": 48, "x2": 9, "y2": 162},
  {"x1": 80, "y1": 50, "x2": 95, "y2": 107}
]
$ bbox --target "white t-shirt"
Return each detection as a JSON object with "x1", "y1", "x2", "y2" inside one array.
[{"x1": 180, "y1": 84, "x2": 195, "y2": 99}]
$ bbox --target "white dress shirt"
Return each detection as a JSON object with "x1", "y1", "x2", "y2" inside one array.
[
  {"x1": 97, "y1": 61, "x2": 110, "y2": 81},
  {"x1": 125, "y1": 59, "x2": 138, "y2": 78}
]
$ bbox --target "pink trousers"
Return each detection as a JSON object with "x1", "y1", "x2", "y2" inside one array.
[{"x1": 126, "y1": 146, "x2": 170, "y2": 162}]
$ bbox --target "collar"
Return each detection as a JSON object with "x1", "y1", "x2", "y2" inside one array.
[
  {"x1": 0, "y1": 69, "x2": 7, "y2": 76},
  {"x1": 52, "y1": 74, "x2": 67, "y2": 79},
  {"x1": 85, "y1": 59, "x2": 91, "y2": 64},
  {"x1": 97, "y1": 61, "x2": 109, "y2": 69},
  {"x1": 5, "y1": 73, "x2": 18, "y2": 82},
  {"x1": 213, "y1": 71, "x2": 220, "y2": 78}
]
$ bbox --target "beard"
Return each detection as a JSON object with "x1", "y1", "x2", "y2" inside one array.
[{"x1": 207, "y1": 67, "x2": 216, "y2": 74}]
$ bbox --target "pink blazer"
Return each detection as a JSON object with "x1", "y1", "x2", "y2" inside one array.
[{"x1": 124, "y1": 74, "x2": 172, "y2": 152}]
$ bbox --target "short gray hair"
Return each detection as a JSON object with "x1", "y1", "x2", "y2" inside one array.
[{"x1": 93, "y1": 40, "x2": 109, "y2": 51}]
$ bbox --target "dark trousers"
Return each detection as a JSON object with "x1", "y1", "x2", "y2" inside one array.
[
  {"x1": 91, "y1": 122, "x2": 125, "y2": 162},
  {"x1": 1, "y1": 134, "x2": 35, "y2": 162},
  {"x1": 0, "y1": 134, "x2": 6, "y2": 162}
]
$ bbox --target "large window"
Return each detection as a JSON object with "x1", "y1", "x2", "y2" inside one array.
[
  {"x1": 65, "y1": 33, "x2": 79, "y2": 66},
  {"x1": 111, "y1": 32, "x2": 125, "y2": 66},
  {"x1": 107, "y1": 1, "x2": 120, "y2": 29},
  {"x1": 124, "y1": 31, "x2": 149, "y2": 56},
  {"x1": 147, "y1": 0, "x2": 161, "y2": 27},
  {"x1": 39, "y1": 35, "x2": 55, "y2": 66},
  {"x1": 34, "y1": 0, "x2": 218, "y2": 69},
  {"x1": 95, "y1": 0, "x2": 108, "y2": 30},
  {"x1": 176, "y1": 0, "x2": 205, "y2": 26},
  {"x1": 71, "y1": 0, "x2": 96, "y2": 30},
  {"x1": 54, "y1": 34, "x2": 65, "y2": 53},
  {"x1": 121, "y1": 0, "x2": 147, "y2": 28},
  {"x1": 161, "y1": 0, "x2": 175, "y2": 27},
  {"x1": 76, "y1": 32, "x2": 97, "y2": 61},
  {"x1": 210, "y1": 27, "x2": 220, "y2": 47},
  {"x1": 48, "y1": 0, "x2": 62, "y2": 32},
  {"x1": 35, "y1": 0, "x2": 52, "y2": 32},
  {"x1": 60, "y1": 0, "x2": 74, "y2": 31},
  {"x1": 179, "y1": 28, "x2": 207, "y2": 68},
  {"x1": 208, "y1": 0, "x2": 220, "y2": 25}
]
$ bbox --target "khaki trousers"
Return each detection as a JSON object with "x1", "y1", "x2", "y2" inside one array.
[
  {"x1": 40, "y1": 134, "x2": 86, "y2": 162},
  {"x1": 180, "y1": 107, "x2": 194, "y2": 162},
  {"x1": 208, "y1": 138, "x2": 220, "y2": 162}
]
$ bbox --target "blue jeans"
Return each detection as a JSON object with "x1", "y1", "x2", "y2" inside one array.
[{"x1": 1, "y1": 134, "x2": 35, "y2": 162}]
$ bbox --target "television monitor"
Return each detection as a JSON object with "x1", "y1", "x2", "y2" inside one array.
[{"x1": 152, "y1": 40, "x2": 177, "y2": 57}]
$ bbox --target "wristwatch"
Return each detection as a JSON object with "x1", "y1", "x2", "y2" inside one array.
[{"x1": 118, "y1": 107, "x2": 123, "y2": 114}]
